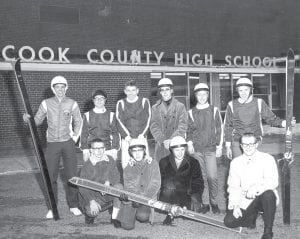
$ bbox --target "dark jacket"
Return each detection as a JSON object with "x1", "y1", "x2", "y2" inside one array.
[{"x1": 159, "y1": 153, "x2": 204, "y2": 199}]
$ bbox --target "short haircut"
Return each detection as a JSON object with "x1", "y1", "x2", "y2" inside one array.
[
  {"x1": 125, "y1": 80, "x2": 137, "y2": 88},
  {"x1": 89, "y1": 138, "x2": 104, "y2": 148},
  {"x1": 239, "y1": 132, "x2": 257, "y2": 144}
]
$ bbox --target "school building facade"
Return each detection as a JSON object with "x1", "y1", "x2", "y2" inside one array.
[{"x1": 0, "y1": 0, "x2": 299, "y2": 151}]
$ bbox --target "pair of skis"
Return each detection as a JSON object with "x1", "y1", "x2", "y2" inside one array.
[
  {"x1": 69, "y1": 177, "x2": 241, "y2": 234},
  {"x1": 13, "y1": 59, "x2": 59, "y2": 220},
  {"x1": 13, "y1": 49, "x2": 295, "y2": 226}
]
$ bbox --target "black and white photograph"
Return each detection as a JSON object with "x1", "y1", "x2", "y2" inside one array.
[{"x1": 0, "y1": 1, "x2": 299, "y2": 238}]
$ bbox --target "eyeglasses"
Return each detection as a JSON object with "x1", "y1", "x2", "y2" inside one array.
[
  {"x1": 160, "y1": 88, "x2": 171, "y2": 92},
  {"x1": 91, "y1": 147, "x2": 105, "y2": 150},
  {"x1": 241, "y1": 143, "x2": 256, "y2": 148},
  {"x1": 94, "y1": 97, "x2": 106, "y2": 101},
  {"x1": 131, "y1": 149, "x2": 144, "y2": 153}
]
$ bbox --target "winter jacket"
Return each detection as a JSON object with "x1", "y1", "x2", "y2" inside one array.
[
  {"x1": 123, "y1": 157, "x2": 161, "y2": 199},
  {"x1": 80, "y1": 109, "x2": 120, "y2": 150},
  {"x1": 224, "y1": 97, "x2": 283, "y2": 144},
  {"x1": 150, "y1": 98, "x2": 188, "y2": 161},
  {"x1": 79, "y1": 155, "x2": 121, "y2": 203},
  {"x1": 116, "y1": 97, "x2": 151, "y2": 139},
  {"x1": 187, "y1": 104, "x2": 223, "y2": 152},
  {"x1": 159, "y1": 153, "x2": 204, "y2": 199},
  {"x1": 34, "y1": 96, "x2": 82, "y2": 142}
]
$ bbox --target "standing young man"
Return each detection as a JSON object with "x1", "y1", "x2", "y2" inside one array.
[
  {"x1": 23, "y1": 76, "x2": 82, "y2": 218},
  {"x1": 117, "y1": 139, "x2": 161, "y2": 230},
  {"x1": 80, "y1": 89, "x2": 120, "y2": 161},
  {"x1": 224, "y1": 133, "x2": 279, "y2": 239},
  {"x1": 150, "y1": 78, "x2": 188, "y2": 161},
  {"x1": 79, "y1": 138, "x2": 122, "y2": 225},
  {"x1": 159, "y1": 136, "x2": 204, "y2": 225},
  {"x1": 224, "y1": 77, "x2": 287, "y2": 159},
  {"x1": 187, "y1": 83, "x2": 223, "y2": 214},
  {"x1": 116, "y1": 80, "x2": 151, "y2": 169}
]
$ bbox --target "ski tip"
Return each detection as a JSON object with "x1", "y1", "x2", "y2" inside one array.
[
  {"x1": 69, "y1": 176, "x2": 80, "y2": 185},
  {"x1": 287, "y1": 49, "x2": 295, "y2": 58},
  {"x1": 13, "y1": 58, "x2": 21, "y2": 71}
]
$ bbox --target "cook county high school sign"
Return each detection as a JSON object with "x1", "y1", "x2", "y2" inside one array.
[{"x1": 1, "y1": 45, "x2": 277, "y2": 68}]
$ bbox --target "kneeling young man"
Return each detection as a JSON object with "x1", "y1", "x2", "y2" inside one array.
[
  {"x1": 117, "y1": 138, "x2": 161, "y2": 230},
  {"x1": 224, "y1": 133, "x2": 279, "y2": 239},
  {"x1": 79, "y1": 138, "x2": 122, "y2": 225},
  {"x1": 159, "y1": 136, "x2": 204, "y2": 225}
]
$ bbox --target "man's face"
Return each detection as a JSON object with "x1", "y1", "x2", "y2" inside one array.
[
  {"x1": 237, "y1": 86, "x2": 251, "y2": 101},
  {"x1": 159, "y1": 86, "x2": 173, "y2": 101},
  {"x1": 240, "y1": 136, "x2": 257, "y2": 156},
  {"x1": 90, "y1": 142, "x2": 105, "y2": 159},
  {"x1": 93, "y1": 95, "x2": 106, "y2": 108},
  {"x1": 172, "y1": 147, "x2": 186, "y2": 161},
  {"x1": 130, "y1": 147, "x2": 145, "y2": 162},
  {"x1": 195, "y1": 90, "x2": 209, "y2": 105},
  {"x1": 124, "y1": 86, "x2": 139, "y2": 100},
  {"x1": 53, "y1": 84, "x2": 66, "y2": 98}
]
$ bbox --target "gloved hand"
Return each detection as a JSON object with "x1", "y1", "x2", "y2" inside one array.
[
  {"x1": 187, "y1": 141, "x2": 194, "y2": 155},
  {"x1": 132, "y1": 202, "x2": 140, "y2": 208},
  {"x1": 90, "y1": 200, "x2": 101, "y2": 216},
  {"x1": 125, "y1": 135, "x2": 132, "y2": 142},
  {"x1": 119, "y1": 193, "x2": 129, "y2": 202},
  {"x1": 83, "y1": 149, "x2": 90, "y2": 162},
  {"x1": 226, "y1": 146, "x2": 232, "y2": 160},
  {"x1": 233, "y1": 206, "x2": 242, "y2": 219},
  {"x1": 216, "y1": 146, "x2": 223, "y2": 158},
  {"x1": 23, "y1": 113, "x2": 31, "y2": 123},
  {"x1": 163, "y1": 139, "x2": 171, "y2": 150}
]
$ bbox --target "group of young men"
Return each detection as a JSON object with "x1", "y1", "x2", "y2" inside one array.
[{"x1": 23, "y1": 75, "x2": 292, "y2": 239}]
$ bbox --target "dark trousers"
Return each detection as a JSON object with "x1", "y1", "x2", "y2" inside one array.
[
  {"x1": 224, "y1": 190, "x2": 276, "y2": 229},
  {"x1": 117, "y1": 202, "x2": 151, "y2": 230},
  {"x1": 159, "y1": 189, "x2": 191, "y2": 209},
  {"x1": 45, "y1": 139, "x2": 78, "y2": 208},
  {"x1": 80, "y1": 183, "x2": 123, "y2": 218}
]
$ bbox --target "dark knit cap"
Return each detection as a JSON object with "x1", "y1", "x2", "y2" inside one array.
[{"x1": 92, "y1": 89, "x2": 107, "y2": 99}]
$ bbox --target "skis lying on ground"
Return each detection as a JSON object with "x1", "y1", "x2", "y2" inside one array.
[
  {"x1": 279, "y1": 49, "x2": 295, "y2": 225},
  {"x1": 69, "y1": 176, "x2": 242, "y2": 233},
  {"x1": 13, "y1": 59, "x2": 59, "y2": 220}
]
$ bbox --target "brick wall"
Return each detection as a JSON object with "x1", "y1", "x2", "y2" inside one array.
[{"x1": 0, "y1": 71, "x2": 151, "y2": 150}]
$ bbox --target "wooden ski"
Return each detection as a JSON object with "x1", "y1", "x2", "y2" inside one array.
[
  {"x1": 280, "y1": 49, "x2": 295, "y2": 225},
  {"x1": 69, "y1": 177, "x2": 242, "y2": 233},
  {"x1": 13, "y1": 59, "x2": 59, "y2": 220}
]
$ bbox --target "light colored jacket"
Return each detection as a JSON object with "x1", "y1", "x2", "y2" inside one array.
[
  {"x1": 150, "y1": 98, "x2": 188, "y2": 161},
  {"x1": 34, "y1": 96, "x2": 82, "y2": 142},
  {"x1": 227, "y1": 150, "x2": 279, "y2": 210}
]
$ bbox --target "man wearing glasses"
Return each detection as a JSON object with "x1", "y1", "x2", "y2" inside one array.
[
  {"x1": 224, "y1": 133, "x2": 279, "y2": 239},
  {"x1": 79, "y1": 138, "x2": 122, "y2": 225},
  {"x1": 80, "y1": 89, "x2": 120, "y2": 162},
  {"x1": 150, "y1": 78, "x2": 188, "y2": 161}
]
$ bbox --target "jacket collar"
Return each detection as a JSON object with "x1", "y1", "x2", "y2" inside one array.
[{"x1": 169, "y1": 154, "x2": 188, "y2": 171}]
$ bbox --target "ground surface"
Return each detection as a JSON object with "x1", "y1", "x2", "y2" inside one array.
[{"x1": 1, "y1": 134, "x2": 300, "y2": 239}]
